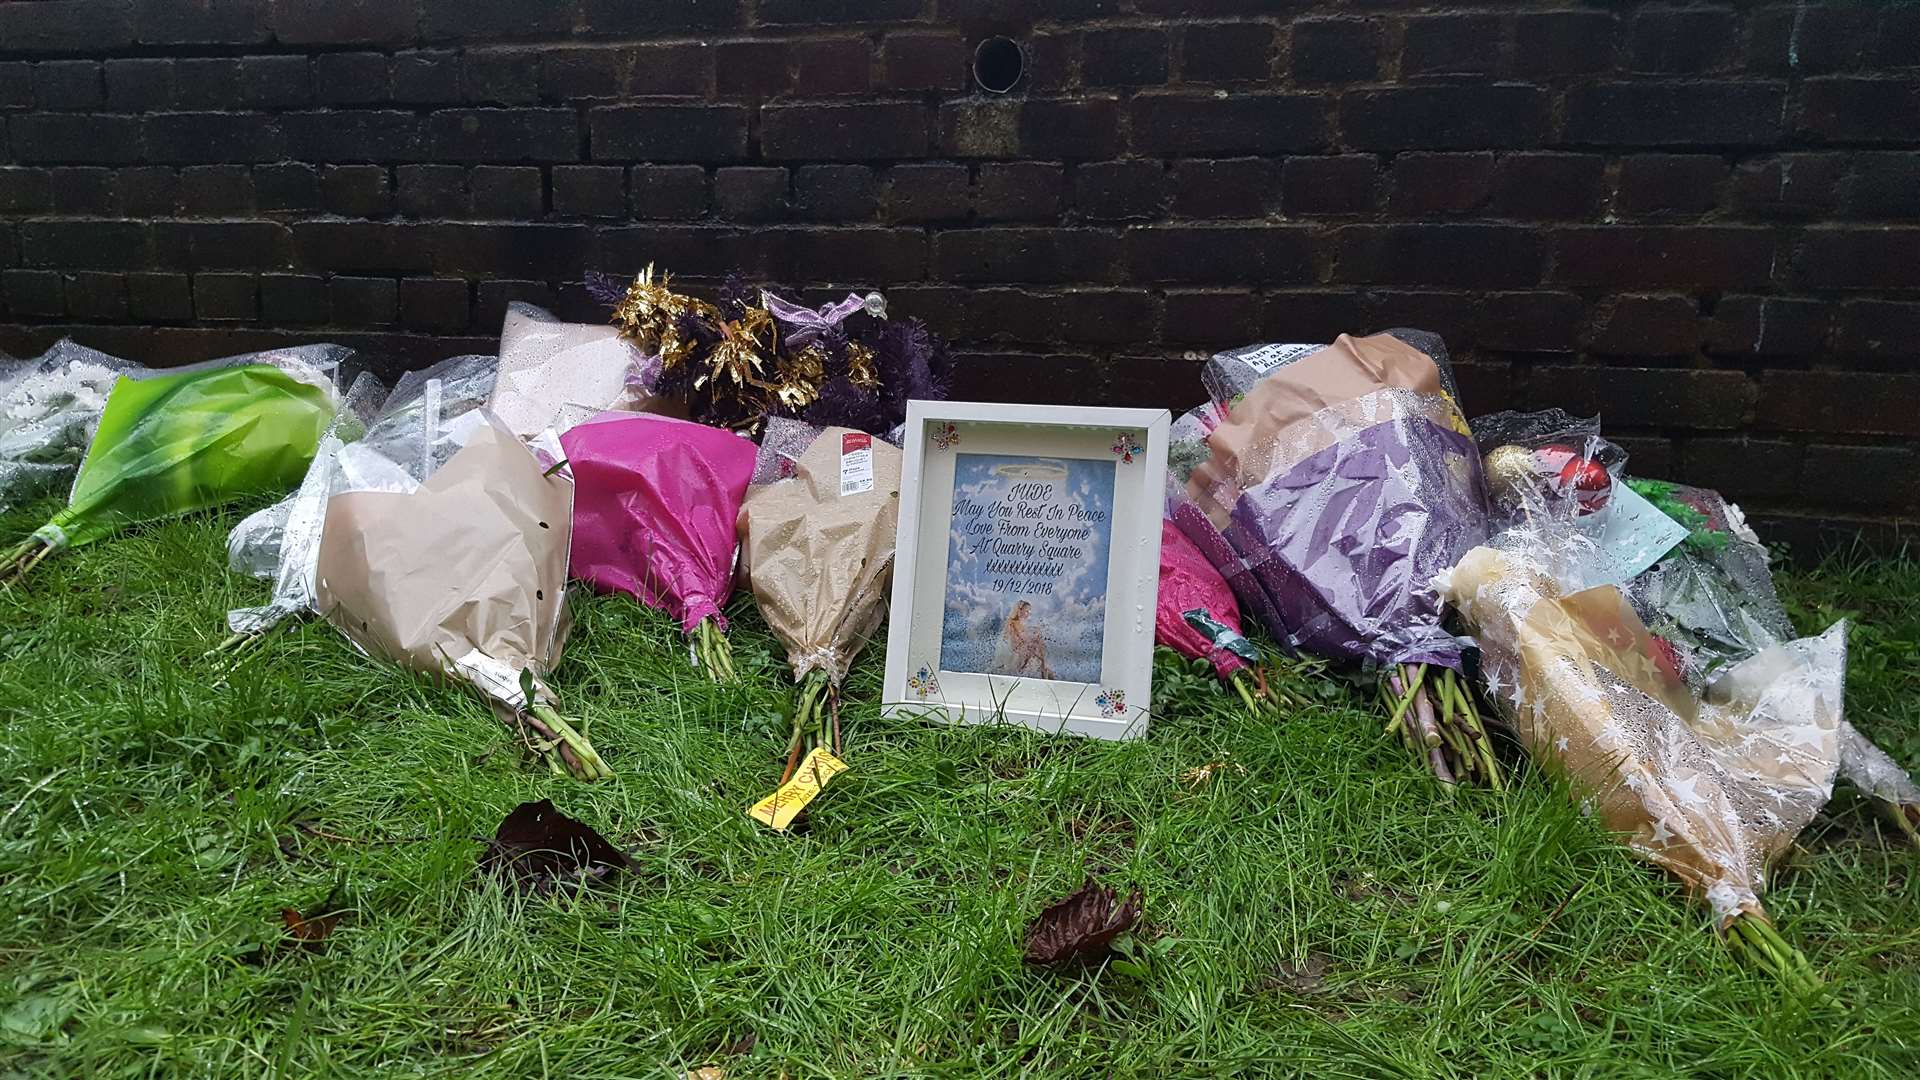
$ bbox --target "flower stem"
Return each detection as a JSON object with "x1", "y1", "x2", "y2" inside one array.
[{"x1": 525, "y1": 702, "x2": 613, "y2": 782}]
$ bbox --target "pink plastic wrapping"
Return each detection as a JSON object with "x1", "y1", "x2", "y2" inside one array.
[
  {"x1": 1156, "y1": 520, "x2": 1252, "y2": 680},
  {"x1": 560, "y1": 412, "x2": 758, "y2": 632}
]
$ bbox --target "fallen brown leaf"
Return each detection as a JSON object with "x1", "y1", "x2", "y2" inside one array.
[
  {"x1": 479, "y1": 799, "x2": 638, "y2": 895},
  {"x1": 280, "y1": 906, "x2": 341, "y2": 951},
  {"x1": 1023, "y1": 878, "x2": 1143, "y2": 967}
]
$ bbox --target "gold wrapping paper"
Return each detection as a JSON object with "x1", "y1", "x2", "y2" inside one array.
[
  {"x1": 737, "y1": 427, "x2": 902, "y2": 686},
  {"x1": 1440, "y1": 546, "x2": 1845, "y2": 925}
]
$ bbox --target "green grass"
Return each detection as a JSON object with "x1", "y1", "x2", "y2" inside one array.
[{"x1": 1, "y1": 503, "x2": 1917, "y2": 1078}]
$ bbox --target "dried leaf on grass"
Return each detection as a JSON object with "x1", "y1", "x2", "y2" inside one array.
[
  {"x1": 1023, "y1": 878, "x2": 1143, "y2": 967},
  {"x1": 479, "y1": 799, "x2": 638, "y2": 895},
  {"x1": 280, "y1": 907, "x2": 342, "y2": 951}
]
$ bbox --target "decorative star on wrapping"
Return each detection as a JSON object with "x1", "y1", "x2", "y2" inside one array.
[
  {"x1": 1787, "y1": 725, "x2": 1827, "y2": 750},
  {"x1": 1555, "y1": 735, "x2": 1570, "y2": 752},
  {"x1": 1649, "y1": 817, "x2": 1676, "y2": 846},
  {"x1": 1668, "y1": 773, "x2": 1707, "y2": 808}
]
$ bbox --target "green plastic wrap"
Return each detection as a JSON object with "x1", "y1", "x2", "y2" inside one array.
[{"x1": 27, "y1": 364, "x2": 336, "y2": 552}]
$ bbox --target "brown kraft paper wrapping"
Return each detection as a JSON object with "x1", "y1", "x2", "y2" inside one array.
[
  {"x1": 1188, "y1": 333, "x2": 1447, "y2": 528},
  {"x1": 314, "y1": 418, "x2": 574, "y2": 705},
  {"x1": 738, "y1": 428, "x2": 903, "y2": 687}
]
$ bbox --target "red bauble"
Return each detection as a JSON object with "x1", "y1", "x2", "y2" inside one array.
[{"x1": 1532, "y1": 443, "x2": 1612, "y2": 514}]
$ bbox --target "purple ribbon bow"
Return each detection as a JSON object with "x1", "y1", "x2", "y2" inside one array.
[{"x1": 762, "y1": 291, "x2": 866, "y2": 349}]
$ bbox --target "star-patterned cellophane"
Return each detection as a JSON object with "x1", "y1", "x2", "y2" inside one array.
[{"x1": 1439, "y1": 538, "x2": 1848, "y2": 928}]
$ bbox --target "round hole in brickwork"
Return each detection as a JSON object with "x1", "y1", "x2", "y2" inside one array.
[{"x1": 972, "y1": 36, "x2": 1024, "y2": 94}]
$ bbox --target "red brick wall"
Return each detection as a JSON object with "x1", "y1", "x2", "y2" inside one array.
[{"x1": 0, "y1": 1, "x2": 1915, "y2": 544}]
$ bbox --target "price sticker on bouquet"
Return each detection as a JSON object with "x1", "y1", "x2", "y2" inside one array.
[{"x1": 839, "y1": 432, "x2": 874, "y2": 496}]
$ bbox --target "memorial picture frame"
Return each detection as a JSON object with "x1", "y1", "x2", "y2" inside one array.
[{"x1": 882, "y1": 400, "x2": 1171, "y2": 740}]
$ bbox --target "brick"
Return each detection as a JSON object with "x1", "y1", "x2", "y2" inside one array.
[
  {"x1": 764, "y1": 103, "x2": 926, "y2": 161},
  {"x1": 476, "y1": 280, "x2": 556, "y2": 328},
  {"x1": 428, "y1": 109, "x2": 577, "y2": 163},
  {"x1": 1362, "y1": 292, "x2": 1478, "y2": 352},
  {"x1": 1798, "y1": 79, "x2": 1920, "y2": 143},
  {"x1": 153, "y1": 220, "x2": 291, "y2": 270},
  {"x1": 148, "y1": 112, "x2": 283, "y2": 164},
  {"x1": 318, "y1": 165, "x2": 388, "y2": 217},
  {"x1": 255, "y1": 163, "x2": 320, "y2": 212},
  {"x1": 948, "y1": 351, "x2": 1109, "y2": 408},
  {"x1": 1877, "y1": 8, "x2": 1920, "y2": 68},
  {"x1": 881, "y1": 33, "x2": 968, "y2": 92},
  {"x1": 12, "y1": 114, "x2": 144, "y2": 165},
  {"x1": 1024, "y1": 32, "x2": 1074, "y2": 93},
  {"x1": 1336, "y1": 225, "x2": 1545, "y2": 289},
  {"x1": 763, "y1": 226, "x2": 923, "y2": 283},
  {"x1": 259, "y1": 273, "x2": 330, "y2": 324},
  {"x1": 1342, "y1": 87, "x2": 1548, "y2": 151},
  {"x1": 1513, "y1": 10, "x2": 1616, "y2": 76},
  {"x1": 314, "y1": 53, "x2": 391, "y2": 105},
  {"x1": 1838, "y1": 301, "x2": 1920, "y2": 359},
  {"x1": 1181, "y1": 23, "x2": 1274, "y2": 82},
  {"x1": 1163, "y1": 289, "x2": 1261, "y2": 347},
  {"x1": 1260, "y1": 290, "x2": 1369, "y2": 345},
  {"x1": 0, "y1": 169, "x2": 52, "y2": 214},
  {"x1": 554, "y1": 165, "x2": 626, "y2": 218},
  {"x1": 461, "y1": 51, "x2": 538, "y2": 105},
  {"x1": 104, "y1": 59, "x2": 173, "y2": 111},
  {"x1": 1585, "y1": 295, "x2": 1700, "y2": 356},
  {"x1": 1490, "y1": 154, "x2": 1605, "y2": 220},
  {"x1": 0, "y1": 1, "x2": 135, "y2": 54},
  {"x1": 793, "y1": 164, "x2": 876, "y2": 221},
  {"x1": 1566, "y1": 84, "x2": 1784, "y2": 146},
  {"x1": 976, "y1": 163, "x2": 1061, "y2": 222},
  {"x1": 331, "y1": 276, "x2": 396, "y2": 324},
  {"x1": 1403, "y1": 15, "x2": 1503, "y2": 77},
  {"x1": 272, "y1": 0, "x2": 415, "y2": 45},
  {"x1": 179, "y1": 165, "x2": 254, "y2": 215},
  {"x1": 193, "y1": 272, "x2": 257, "y2": 320},
  {"x1": 1073, "y1": 160, "x2": 1164, "y2": 222},
  {"x1": 433, "y1": 223, "x2": 591, "y2": 278},
  {"x1": 713, "y1": 166, "x2": 788, "y2": 223},
  {"x1": 1292, "y1": 19, "x2": 1382, "y2": 85},
  {"x1": 1555, "y1": 227, "x2": 1774, "y2": 289},
  {"x1": 885, "y1": 164, "x2": 969, "y2": 224},
  {"x1": 283, "y1": 110, "x2": 423, "y2": 163},
  {"x1": 1841, "y1": 152, "x2": 1920, "y2": 218},
  {"x1": 1680, "y1": 438, "x2": 1800, "y2": 500},
  {"x1": 540, "y1": 48, "x2": 627, "y2": 101},
  {"x1": 115, "y1": 167, "x2": 179, "y2": 215},
  {"x1": 470, "y1": 166, "x2": 545, "y2": 218},
  {"x1": 241, "y1": 55, "x2": 312, "y2": 109},
  {"x1": 400, "y1": 277, "x2": 470, "y2": 332},
  {"x1": 50, "y1": 167, "x2": 116, "y2": 215},
  {"x1": 591, "y1": 105, "x2": 750, "y2": 162},
  {"x1": 1616, "y1": 155, "x2": 1728, "y2": 216},
  {"x1": 1538, "y1": 365, "x2": 1754, "y2": 429},
  {"x1": 0, "y1": 63, "x2": 30, "y2": 109},
  {"x1": 936, "y1": 228, "x2": 1121, "y2": 284},
  {"x1": 134, "y1": 0, "x2": 268, "y2": 45},
  {"x1": 581, "y1": 0, "x2": 742, "y2": 33},
  {"x1": 1708, "y1": 296, "x2": 1828, "y2": 357},
  {"x1": 420, "y1": 0, "x2": 572, "y2": 41},
  {"x1": 758, "y1": 0, "x2": 921, "y2": 24},
  {"x1": 393, "y1": 51, "x2": 462, "y2": 104},
  {"x1": 792, "y1": 39, "x2": 872, "y2": 97},
  {"x1": 1793, "y1": 229, "x2": 1920, "y2": 288},
  {"x1": 1748, "y1": 6, "x2": 1875, "y2": 75},
  {"x1": 1130, "y1": 95, "x2": 1326, "y2": 155},
  {"x1": 941, "y1": 99, "x2": 1124, "y2": 160},
  {"x1": 630, "y1": 165, "x2": 708, "y2": 219},
  {"x1": 1800, "y1": 445, "x2": 1920, "y2": 511},
  {"x1": 1389, "y1": 153, "x2": 1491, "y2": 215},
  {"x1": 396, "y1": 164, "x2": 468, "y2": 217},
  {"x1": 1279, "y1": 156, "x2": 1374, "y2": 216},
  {"x1": 127, "y1": 271, "x2": 192, "y2": 321},
  {"x1": 968, "y1": 288, "x2": 1157, "y2": 347},
  {"x1": 21, "y1": 221, "x2": 149, "y2": 271},
  {"x1": 1628, "y1": 9, "x2": 1736, "y2": 73},
  {"x1": 598, "y1": 225, "x2": 757, "y2": 279},
  {"x1": 714, "y1": 42, "x2": 789, "y2": 98},
  {"x1": 625, "y1": 43, "x2": 711, "y2": 97},
  {"x1": 1084, "y1": 28, "x2": 1170, "y2": 87},
  {"x1": 3, "y1": 270, "x2": 65, "y2": 317},
  {"x1": 294, "y1": 222, "x2": 435, "y2": 272},
  {"x1": 1759, "y1": 371, "x2": 1920, "y2": 436},
  {"x1": 1127, "y1": 226, "x2": 1313, "y2": 285},
  {"x1": 1478, "y1": 291, "x2": 1581, "y2": 352},
  {"x1": 33, "y1": 61, "x2": 103, "y2": 111},
  {"x1": 1729, "y1": 154, "x2": 1842, "y2": 219},
  {"x1": 65, "y1": 272, "x2": 128, "y2": 321}
]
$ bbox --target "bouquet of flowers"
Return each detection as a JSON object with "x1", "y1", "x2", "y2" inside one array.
[
  {"x1": 737, "y1": 419, "x2": 901, "y2": 781},
  {"x1": 0, "y1": 340, "x2": 152, "y2": 514},
  {"x1": 589, "y1": 266, "x2": 954, "y2": 437},
  {"x1": 560, "y1": 411, "x2": 758, "y2": 681},
  {"x1": 313, "y1": 415, "x2": 608, "y2": 781},
  {"x1": 1172, "y1": 331, "x2": 1498, "y2": 786},
  {"x1": 1, "y1": 347, "x2": 348, "y2": 583},
  {"x1": 488, "y1": 303, "x2": 668, "y2": 440},
  {"x1": 1155, "y1": 519, "x2": 1290, "y2": 717},
  {"x1": 218, "y1": 355, "x2": 497, "y2": 654}
]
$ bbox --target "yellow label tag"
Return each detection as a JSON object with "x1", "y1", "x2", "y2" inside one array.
[{"x1": 748, "y1": 748, "x2": 849, "y2": 831}]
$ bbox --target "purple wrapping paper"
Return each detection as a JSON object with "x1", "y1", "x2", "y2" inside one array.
[{"x1": 1222, "y1": 414, "x2": 1489, "y2": 670}]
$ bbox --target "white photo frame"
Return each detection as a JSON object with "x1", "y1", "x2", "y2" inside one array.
[{"x1": 882, "y1": 400, "x2": 1170, "y2": 740}]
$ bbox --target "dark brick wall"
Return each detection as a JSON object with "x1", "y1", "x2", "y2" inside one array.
[{"x1": 0, "y1": 0, "x2": 1916, "y2": 544}]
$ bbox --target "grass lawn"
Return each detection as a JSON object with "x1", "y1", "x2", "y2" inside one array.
[{"x1": 0, "y1": 502, "x2": 1916, "y2": 1078}]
